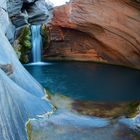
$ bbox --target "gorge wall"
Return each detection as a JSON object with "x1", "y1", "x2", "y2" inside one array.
[
  {"x1": 7, "y1": 0, "x2": 52, "y2": 27},
  {"x1": 5, "y1": 0, "x2": 52, "y2": 42},
  {"x1": 46, "y1": 0, "x2": 140, "y2": 69},
  {"x1": 0, "y1": 0, "x2": 53, "y2": 140}
]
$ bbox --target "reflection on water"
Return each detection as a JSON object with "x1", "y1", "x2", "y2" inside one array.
[{"x1": 25, "y1": 62, "x2": 140, "y2": 140}]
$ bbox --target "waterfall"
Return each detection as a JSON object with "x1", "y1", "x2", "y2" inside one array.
[
  {"x1": 31, "y1": 25, "x2": 43, "y2": 63},
  {"x1": 0, "y1": 26, "x2": 53, "y2": 140}
]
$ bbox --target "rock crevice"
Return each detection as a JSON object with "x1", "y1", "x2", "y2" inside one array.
[{"x1": 7, "y1": 0, "x2": 53, "y2": 27}]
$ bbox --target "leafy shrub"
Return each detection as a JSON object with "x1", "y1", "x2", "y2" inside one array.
[
  {"x1": 18, "y1": 25, "x2": 32, "y2": 64},
  {"x1": 41, "y1": 24, "x2": 49, "y2": 48}
]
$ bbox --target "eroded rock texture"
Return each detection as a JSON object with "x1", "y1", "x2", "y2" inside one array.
[
  {"x1": 0, "y1": 0, "x2": 53, "y2": 140},
  {"x1": 47, "y1": 0, "x2": 140, "y2": 69},
  {"x1": 7, "y1": 0, "x2": 52, "y2": 27}
]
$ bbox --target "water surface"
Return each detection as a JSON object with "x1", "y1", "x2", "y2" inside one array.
[
  {"x1": 25, "y1": 62, "x2": 140, "y2": 102},
  {"x1": 25, "y1": 62, "x2": 140, "y2": 140}
]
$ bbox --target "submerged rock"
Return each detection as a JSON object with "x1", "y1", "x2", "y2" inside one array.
[
  {"x1": 27, "y1": 94, "x2": 140, "y2": 140},
  {"x1": 72, "y1": 101, "x2": 140, "y2": 118},
  {"x1": 48, "y1": 93, "x2": 140, "y2": 119}
]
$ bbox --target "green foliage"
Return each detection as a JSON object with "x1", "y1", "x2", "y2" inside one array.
[
  {"x1": 41, "y1": 24, "x2": 49, "y2": 48},
  {"x1": 14, "y1": 25, "x2": 48, "y2": 63},
  {"x1": 18, "y1": 25, "x2": 32, "y2": 64}
]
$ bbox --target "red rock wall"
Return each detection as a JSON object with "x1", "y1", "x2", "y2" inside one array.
[{"x1": 45, "y1": 0, "x2": 140, "y2": 69}]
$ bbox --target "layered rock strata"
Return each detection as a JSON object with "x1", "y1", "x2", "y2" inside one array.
[{"x1": 46, "y1": 0, "x2": 140, "y2": 69}]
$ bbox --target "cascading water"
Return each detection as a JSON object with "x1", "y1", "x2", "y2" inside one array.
[{"x1": 31, "y1": 25, "x2": 43, "y2": 63}]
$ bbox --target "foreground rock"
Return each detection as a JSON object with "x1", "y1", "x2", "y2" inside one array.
[
  {"x1": 0, "y1": 0, "x2": 53, "y2": 140},
  {"x1": 0, "y1": 68, "x2": 52, "y2": 140},
  {"x1": 46, "y1": 0, "x2": 140, "y2": 69},
  {"x1": 27, "y1": 94, "x2": 140, "y2": 140}
]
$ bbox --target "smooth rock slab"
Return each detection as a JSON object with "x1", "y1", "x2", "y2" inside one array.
[
  {"x1": 28, "y1": 109, "x2": 140, "y2": 140},
  {"x1": 0, "y1": 68, "x2": 53, "y2": 140}
]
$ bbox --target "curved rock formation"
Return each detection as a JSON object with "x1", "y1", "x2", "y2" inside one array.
[
  {"x1": 0, "y1": 68, "x2": 52, "y2": 140},
  {"x1": 46, "y1": 0, "x2": 140, "y2": 69},
  {"x1": 0, "y1": 0, "x2": 53, "y2": 139}
]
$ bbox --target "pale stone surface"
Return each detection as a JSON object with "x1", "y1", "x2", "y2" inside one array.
[{"x1": 0, "y1": 1, "x2": 53, "y2": 140}]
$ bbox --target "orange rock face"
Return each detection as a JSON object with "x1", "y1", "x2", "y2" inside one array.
[{"x1": 46, "y1": 0, "x2": 140, "y2": 69}]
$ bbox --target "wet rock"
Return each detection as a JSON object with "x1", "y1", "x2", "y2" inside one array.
[
  {"x1": 49, "y1": 93, "x2": 140, "y2": 119},
  {"x1": 72, "y1": 101, "x2": 140, "y2": 118}
]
